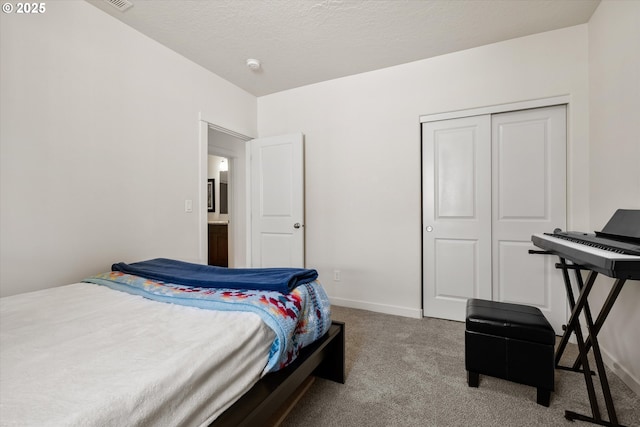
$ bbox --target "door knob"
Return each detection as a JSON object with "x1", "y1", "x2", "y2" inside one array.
[
  {"x1": 294, "y1": 223, "x2": 301, "y2": 229},
  {"x1": 426, "y1": 226, "x2": 433, "y2": 232}
]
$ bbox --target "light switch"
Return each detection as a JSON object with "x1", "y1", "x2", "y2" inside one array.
[{"x1": 185, "y1": 199, "x2": 193, "y2": 213}]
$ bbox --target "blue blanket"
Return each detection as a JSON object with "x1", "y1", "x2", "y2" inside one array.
[{"x1": 111, "y1": 258, "x2": 318, "y2": 294}]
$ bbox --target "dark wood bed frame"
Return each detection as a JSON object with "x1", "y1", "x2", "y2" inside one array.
[{"x1": 210, "y1": 321, "x2": 345, "y2": 426}]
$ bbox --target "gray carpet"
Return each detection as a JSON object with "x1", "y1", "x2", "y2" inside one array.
[{"x1": 281, "y1": 306, "x2": 640, "y2": 426}]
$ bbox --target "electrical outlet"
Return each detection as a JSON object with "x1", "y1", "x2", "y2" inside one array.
[{"x1": 333, "y1": 270, "x2": 341, "y2": 281}]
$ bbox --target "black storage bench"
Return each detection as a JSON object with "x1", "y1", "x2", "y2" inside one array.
[{"x1": 465, "y1": 298, "x2": 555, "y2": 406}]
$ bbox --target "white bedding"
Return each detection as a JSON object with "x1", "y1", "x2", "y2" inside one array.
[{"x1": 0, "y1": 283, "x2": 275, "y2": 427}]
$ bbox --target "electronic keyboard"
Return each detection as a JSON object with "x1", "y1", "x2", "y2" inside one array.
[
  {"x1": 531, "y1": 209, "x2": 640, "y2": 279},
  {"x1": 532, "y1": 233, "x2": 640, "y2": 279}
]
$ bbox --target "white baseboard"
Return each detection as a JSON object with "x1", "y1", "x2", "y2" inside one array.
[
  {"x1": 601, "y1": 346, "x2": 640, "y2": 396},
  {"x1": 329, "y1": 296, "x2": 422, "y2": 319}
]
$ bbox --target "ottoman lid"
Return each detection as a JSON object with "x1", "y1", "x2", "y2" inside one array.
[{"x1": 466, "y1": 299, "x2": 555, "y2": 345}]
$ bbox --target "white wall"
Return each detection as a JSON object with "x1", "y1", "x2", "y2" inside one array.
[
  {"x1": 258, "y1": 25, "x2": 590, "y2": 318},
  {"x1": 587, "y1": 0, "x2": 640, "y2": 394},
  {"x1": 0, "y1": 1, "x2": 256, "y2": 296}
]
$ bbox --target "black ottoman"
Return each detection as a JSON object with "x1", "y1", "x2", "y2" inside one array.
[{"x1": 465, "y1": 298, "x2": 555, "y2": 406}]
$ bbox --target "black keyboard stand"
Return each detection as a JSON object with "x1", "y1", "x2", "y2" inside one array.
[{"x1": 553, "y1": 257, "x2": 628, "y2": 427}]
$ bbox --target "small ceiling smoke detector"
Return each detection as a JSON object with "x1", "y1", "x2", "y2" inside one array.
[
  {"x1": 246, "y1": 59, "x2": 261, "y2": 71},
  {"x1": 104, "y1": 0, "x2": 133, "y2": 12}
]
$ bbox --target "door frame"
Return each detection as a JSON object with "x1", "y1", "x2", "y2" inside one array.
[
  {"x1": 420, "y1": 95, "x2": 570, "y2": 318},
  {"x1": 198, "y1": 115, "x2": 253, "y2": 267},
  {"x1": 419, "y1": 95, "x2": 570, "y2": 124}
]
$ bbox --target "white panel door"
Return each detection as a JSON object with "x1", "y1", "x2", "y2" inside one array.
[
  {"x1": 491, "y1": 105, "x2": 567, "y2": 334},
  {"x1": 250, "y1": 133, "x2": 304, "y2": 268},
  {"x1": 422, "y1": 116, "x2": 492, "y2": 321}
]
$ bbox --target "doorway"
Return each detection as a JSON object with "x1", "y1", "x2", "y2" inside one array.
[
  {"x1": 198, "y1": 120, "x2": 307, "y2": 269},
  {"x1": 207, "y1": 154, "x2": 229, "y2": 266},
  {"x1": 204, "y1": 125, "x2": 251, "y2": 268}
]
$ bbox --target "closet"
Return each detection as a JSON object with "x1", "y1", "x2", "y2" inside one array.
[{"x1": 421, "y1": 104, "x2": 567, "y2": 333}]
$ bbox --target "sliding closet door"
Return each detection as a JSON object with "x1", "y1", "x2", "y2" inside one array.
[
  {"x1": 422, "y1": 115, "x2": 492, "y2": 321},
  {"x1": 491, "y1": 106, "x2": 567, "y2": 333},
  {"x1": 422, "y1": 105, "x2": 567, "y2": 332}
]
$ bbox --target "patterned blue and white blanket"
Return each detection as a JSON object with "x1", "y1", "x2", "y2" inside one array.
[{"x1": 83, "y1": 271, "x2": 331, "y2": 373}]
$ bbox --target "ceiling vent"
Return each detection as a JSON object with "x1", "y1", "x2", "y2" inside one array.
[{"x1": 104, "y1": 0, "x2": 133, "y2": 12}]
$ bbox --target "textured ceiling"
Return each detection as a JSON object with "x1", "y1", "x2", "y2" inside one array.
[{"x1": 86, "y1": 0, "x2": 600, "y2": 96}]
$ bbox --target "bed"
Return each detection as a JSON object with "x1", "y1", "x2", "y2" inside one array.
[{"x1": 0, "y1": 259, "x2": 345, "y2": 426}]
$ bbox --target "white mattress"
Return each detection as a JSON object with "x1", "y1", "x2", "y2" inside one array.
[{"x1": 0, "y1": 283, "x2": 275, "y2": 427}]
